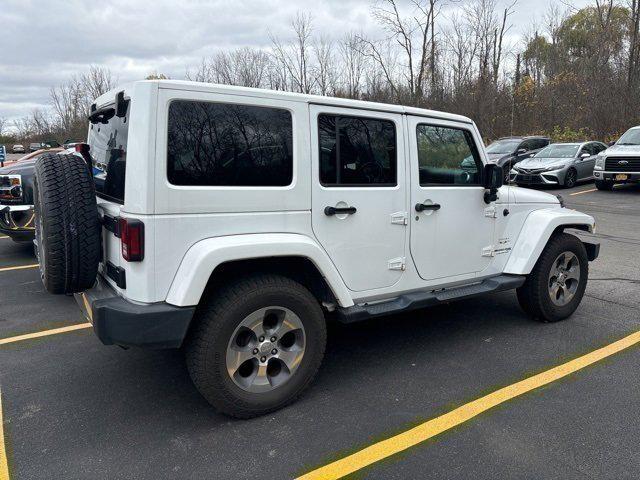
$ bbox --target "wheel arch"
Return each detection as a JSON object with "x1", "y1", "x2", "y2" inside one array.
[
  {"x1": 503, "y1": 208, "x2": 595, "y2": 275},
  {"x1": 165, "y1": 233, "x2": 354, "y2": 308}
]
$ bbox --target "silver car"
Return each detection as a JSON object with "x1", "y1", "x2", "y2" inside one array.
[{"x1": 509, "y1": 141, "x2": 608, "y2": 188}]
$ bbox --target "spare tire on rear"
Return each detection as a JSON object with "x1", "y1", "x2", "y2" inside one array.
[{"x1": 34, "y1": 152, "x2": 101, "y2": 294}]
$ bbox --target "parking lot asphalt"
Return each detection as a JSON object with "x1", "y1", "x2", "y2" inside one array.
[{"x1": 1, "y1": 182, "x2": 639, "y2": 479}]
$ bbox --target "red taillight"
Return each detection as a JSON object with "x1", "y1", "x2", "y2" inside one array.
[
  {"x1": 119, "y1": 218, "x2": 144, "y2": 262},
  {"x1": 75, "y1": 143, "x2": 90, "y2": 154}
]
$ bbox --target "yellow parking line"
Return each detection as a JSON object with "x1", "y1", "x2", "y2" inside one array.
[
  {"x1": 570, "y1": 188, "x2": 597, "y2": 196},
  {"x1": 297, "y1": 330, "x2": 640, "y2": 480},
  {"x1": 0, "y1": 323, "x2": 92, "y2": 346},
  {"x1": 0, "y1": 391, "x2": 9, "y2": 480},
  {"x1": 0, "y1": 324, "x2": 93, "y2": 478},
  {"x1": 0, "y1": 264, "x2": 38, "y2": 273}
]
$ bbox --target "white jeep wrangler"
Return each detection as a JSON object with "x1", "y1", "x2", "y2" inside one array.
[{"x1": 34, "y1": 80, "x2": 599, "y2": 418}]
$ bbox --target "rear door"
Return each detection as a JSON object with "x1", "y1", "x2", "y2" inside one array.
[
  {"x1": 310, "y1": 105, "x2": 407, "y2": 292},
  {"x1": 407, "y1": 116, "x2": 495, "y2": 281}
]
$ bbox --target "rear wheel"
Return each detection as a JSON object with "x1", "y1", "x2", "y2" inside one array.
[
  {"x1": 595, "y1": 179, "x2": 614, "y2": 191},
  {"x1": 185, "y1": 274, "x2": 327, "y2": 418},
  {"x1": 517, "y1": 233, "x2": 588, "y2": 322}
]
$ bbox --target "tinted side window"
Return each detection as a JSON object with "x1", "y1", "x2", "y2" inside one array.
[
  {"x1": 535, "y1": 139, "x2": 549, "y2": 149},
  {"x1": 416, "y1": 125, "x2": 482, "y2": 186},
  {"x1": 592, "y1": 143, "x2": 606, "y2": 154},
  {"x1": 519, "y1": 140, "x2": 535, "y2": 152},
  {"x1": 581, "y1": 144, "x2": 594, "y2": 156},
  {"x1": 319, "y1": 114, "x2": 396, "y2": 186},
  {"x1": 167, "y1": 101, "x2": 293, "y2": 186}
]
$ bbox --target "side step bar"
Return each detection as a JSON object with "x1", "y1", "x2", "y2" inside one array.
[{"x1": 336, "y1": 274, "x2": 526, "y2": 323}]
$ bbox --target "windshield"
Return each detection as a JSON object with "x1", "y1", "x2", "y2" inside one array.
[
  {"x1": 534, "y1": 144, "x2": 579, "y2": 158},
  {"x1": 617, "y1": 128, "x2": 640, "y2": 145},
  {"x1": 486, "y1": 139, "x2": 519, "y2": 154},
  {"x1": 87, "y1": 102, "x2": 129, "y2": 203}
]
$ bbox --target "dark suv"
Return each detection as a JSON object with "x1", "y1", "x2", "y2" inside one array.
[{"x1": 486, "y1": 136, "x2": 551, "y2": 183}]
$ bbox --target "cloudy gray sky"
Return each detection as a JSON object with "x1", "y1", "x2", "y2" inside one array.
[{"x1": 1, "y1": 0, "x2": 592, "y2": 124}]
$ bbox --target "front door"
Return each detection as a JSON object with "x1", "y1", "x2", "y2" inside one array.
[
  {"x1": 407, "y1": 117, "x2": 495, "y2": 281},
  {"x1": 310, "y1": 105, "x2": 407, "y2": 292},
  {"x1": 576, "y1": 143, "x2": 596, "y2": 180}
]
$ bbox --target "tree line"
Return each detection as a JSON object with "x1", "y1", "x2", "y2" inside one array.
[{"x1": 2, "y1": 0, "x2": 639, "y2": 147}]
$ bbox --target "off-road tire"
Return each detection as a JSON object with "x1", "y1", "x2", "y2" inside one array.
[
  {"x1": 516, "y1": 232, "x2": 588, "y2": 322},
  {"x1": 185, "y1": 274, "x2": 327, "y2": 418},
  {"x1": 595, "y1": 179, "x2": 614, "y2": 191},
  {"x1": 34, "y1": 152, "x2": 100, "y2": 294}
]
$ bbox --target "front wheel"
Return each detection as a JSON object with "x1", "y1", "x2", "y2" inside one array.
[
  {"x1": 517, "y1": 233, "x2": 588, "y2": 322},
  {"x1": 563, "y1": 168, "x2": 577, "y2": 188},
  {"x1": 185, "y1": 274, "x2": 327, "y2": 418},
  {"x1": 595, "y1": 179, "x2": 614, "y2": 191}
]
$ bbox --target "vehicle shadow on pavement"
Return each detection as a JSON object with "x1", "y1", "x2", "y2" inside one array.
[
  {"x1": 0, "y1": 241, "x2": 34, "y2": 265},
  {"x1": 3, "y1": 291, "x2": 628, "y2": 479}
]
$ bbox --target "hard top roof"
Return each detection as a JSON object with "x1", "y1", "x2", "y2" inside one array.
[{"x1": 95, "y1": 80, "x2": 475, "y2": 125}]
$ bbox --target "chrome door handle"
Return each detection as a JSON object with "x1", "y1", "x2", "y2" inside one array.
[{"x1": 415, "y1": 203, "x2": 441, "y2": 212}]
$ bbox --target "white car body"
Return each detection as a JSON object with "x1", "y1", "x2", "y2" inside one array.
[
  {"x1": 83, "y1": 80, "x2": 595, "y2": 317},
  {"x1": 594, "y1": 125, "x2": 640, "y2": 186}
]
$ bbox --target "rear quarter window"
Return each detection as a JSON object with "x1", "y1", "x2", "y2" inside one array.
[
  {"x1": 88, "y1": 104, "x2": 129, "y2": 204},
  {"x1": 167, "y1": 101, "x2": 293, "y2": 187}
]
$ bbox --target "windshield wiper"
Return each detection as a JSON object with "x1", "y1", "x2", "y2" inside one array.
[
  {"x1": 88, "y1": 105, "x2": 115, "y2": 124},
  {"x1": 617, "y1": 142, "x2": 640, "y2": 146}
]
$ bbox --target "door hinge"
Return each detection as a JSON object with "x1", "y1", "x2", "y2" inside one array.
[
  {"x1": 390, "y1": 211, "x2": 408, "y2": 225},
  {"x1": 388, "y1": 257, "x2": 406, "y2": 271},
  {"x1": 482, "y1": 246, "x2": 496, "y2": 257},
  {"x1": 484, "y1": 206, "x2": 498, "y2": 218}
]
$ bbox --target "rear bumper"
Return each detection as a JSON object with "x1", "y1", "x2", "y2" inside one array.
[
  {"x1": 0, "y1": 204, "x2": 35, "y2": 241},
  {"x1": 75, "y1": 275, "x2": 195, "y2": 349}
]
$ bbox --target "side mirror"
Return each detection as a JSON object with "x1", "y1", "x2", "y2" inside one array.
[
  {"x1": 580, "y1": 153, "x2": 590, "y2": 158},
  {"x1": 517, "y1": 148, "x2": 527, "y2": 154},
  {"x1": 483, "y1": 164, "x2": 503, "y2": 204},
  {"x1": 608, "y1": 141, "x2": 615, "y2": 147}
]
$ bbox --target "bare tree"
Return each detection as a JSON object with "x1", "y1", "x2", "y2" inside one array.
[
  {"x1": 12, "y1": 118, "x2": 32, "y2": 140},
  {"x1": 0, "y1": 116, "x2": 6, "y2": 137},
  {"x1": 80, "y1": 66, "x2": 116, "y2": 102},
  {"x1": 628, "y1": 0, "x2": 640, "y2": 89},
  {"x1": 270, "y1": 12, "x2": 315, "y2": 93},
  {"x1": 50, "y1": 76, "x2": 86, "y2": 134},
  {"x1": 363, "y1": 0, "x2": 441, "y2": 100},
  {"x1": 444, "y1": 11, "x2": 479, "y2": 91},
  {"x1": 492, "y1": 1, "x2": 517, "y2": 84},
  {"x1": 339, "y1": 32, "x2": 367, "y2": 98},
  {"x1": 203, "y1": 48, "x2": 271, "y2": 88},
  {"x1": 313, "y1": 36, "x2": 335, "y2": 96}
]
